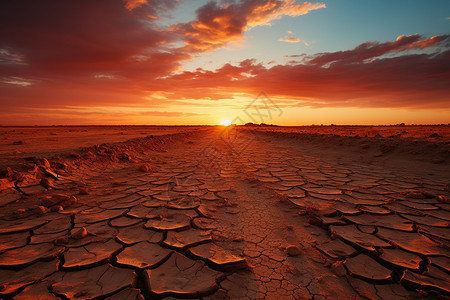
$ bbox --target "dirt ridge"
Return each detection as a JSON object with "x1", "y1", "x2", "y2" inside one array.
[{"x1": 0, "y1": 131, "x2": 199, "y2": 192}]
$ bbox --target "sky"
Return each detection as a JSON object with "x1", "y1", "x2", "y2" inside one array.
[{"x1": 0, "y1": 0, "x2": 449, "y2": 126}]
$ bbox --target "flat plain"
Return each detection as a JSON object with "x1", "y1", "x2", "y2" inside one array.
[{"x1": 0, "y1": 125, "x2": 448, "y2": 299}]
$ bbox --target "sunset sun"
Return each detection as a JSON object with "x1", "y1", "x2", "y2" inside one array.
[{"x1": 221, "y1": 119, "x2": 232, "y2": 126}]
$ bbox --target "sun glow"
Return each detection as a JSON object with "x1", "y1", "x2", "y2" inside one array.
[{"x1": 221, "y1": 119, "x2": 232, "y2": 126}]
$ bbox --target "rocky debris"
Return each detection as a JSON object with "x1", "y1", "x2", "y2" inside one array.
[
  {"x1": 0, "y1": 179, "x2": 15, "y2": 192},
  {"x1": 0, "y1": 259, "x2": 59, "y2": 296},
  {"x1": 116, "y1": 241, "x2": 173, "y2": 269},
  {"x1": 62, "y1": 239, "x2": 122, "y2": 270},
  {"x1": 51, "y1": 264, "x2": 136, "y2": 299},
  {"x1": 70, "y1": 227, "x2": 88, "y2": 239},
  {"x1": 189, "y1": 243, "x2": 248, "y2": 272},
  {"x1": 286, "y1": 245, "x2": 302, "y2": 256},
  {"x1": 32, "y1": 205, "x2": 49, "y2": 215},
  {"x1": 345, "y1": 254, "x2": 393, "y2": 282},
  {"x1": 40, "y1": 193, "x2": 77, "y2": 208},
  {"x1": 40, "y1": 178, "x2": 54, "y2": 189},
  {"x1": 138, "y1": 164, "x2": 151, "y2": 172},
  {"x1": 42, "y1": 168, "x2": 58, "y2": 180},
  {"x1": 50, "y1": 205, "x2": 63, "y2": 212},
  {"x1": 65, "y1": 221, "x2": 118, "y2": 247},
  {"x1": 144, "y1": 253, "x2": 221, "y2": 298}
]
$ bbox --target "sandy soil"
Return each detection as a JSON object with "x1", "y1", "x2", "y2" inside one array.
[
  {"x1": 0, "y1": 126, "x2": 200, "y2": 157},
  {"x1": 0, "y1": 125, "x2": 448, "y2": 299},
  {"x1": 250, "y1": 125, "x2": 450, "y2": 140}
]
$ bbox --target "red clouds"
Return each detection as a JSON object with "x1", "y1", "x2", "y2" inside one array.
[
  {"x1": 0, "y1": 0, "x2": 186, "y2": 109},
  {"x1": 306, "y1": 34, "x2": 448, "y2": 66},
  {"x1": 0, "y1": 0, "x2": 177, "y2": 73},
  {"x1": 173, "y1": 0, "x2": 325, "y2": 52},
  {"x1": 279, "y1": 35, "x2": 300, "y2": 43},
  {"x1": 124, "y1": 0, "x2": 149, "y2": 11},
  {"x1": 161, "y1": 34, "x2": 450, "y2": 109}
]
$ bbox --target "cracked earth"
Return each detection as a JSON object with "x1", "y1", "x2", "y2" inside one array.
[{"x1": 0, "y1": 127, "x2": 449, "y2": 299}]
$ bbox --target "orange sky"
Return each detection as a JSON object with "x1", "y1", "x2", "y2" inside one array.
[{"x1": 0, "y1": 0, "x2": 449, "y2": 125}]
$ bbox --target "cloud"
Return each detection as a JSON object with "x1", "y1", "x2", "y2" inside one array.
[
  {"x1": 124, "y1": 0, "x2": 148, "y2": 11},
  {"x1": 138, "y1": 111, "x2": 204, "y2": 117},
  {"x1": 94, "y1": 74, "x2": 118, "y2": 80},
  {"x1": 0, "y1": 0, "x2": 189, "y2": 109},
  {"x1": 0, "y1": 0, "x2": 180, "y2": 75},
  {"x1": 159, "y1": 34, "x2": 450, "y2": 109},
  {"x1": 0, "y1": 106, "x2": 204, "y2": 125},
  {"x1": 174, "y1": 0, "x2": 325, "y2": 52},
  {"x1": 279, "y1": 36, "x2": 300, "y2": 43},
  {"x1": 0, "y1": 76, "x2": 34, "y2": 87},
  {"x1": 0, "y1": 0, "x2": 324, "y2": 113},
  {"x1": 0, "y1": 48, "x2": 25, "y2": 64},
  {"x1": 307, "y1": 34, "x2": 447, "y2": 66}
]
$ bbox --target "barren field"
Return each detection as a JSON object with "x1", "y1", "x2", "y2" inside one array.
[
  {"x1": 0, "y1": 126, "x2": 199, "y2": 157},
  {"x1": 253, "y1": 125, "x2": 450, "y2": 140},
  {"x1": 0, "y1": 125, "x2": 449, "y2": 299}
]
